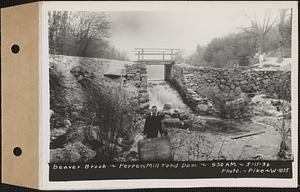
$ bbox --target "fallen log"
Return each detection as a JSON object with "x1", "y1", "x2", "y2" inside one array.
[{"x1": 231, "y1": 131, "x2": 266, "y2": 139}]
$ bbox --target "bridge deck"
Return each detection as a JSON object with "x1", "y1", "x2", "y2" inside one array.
[
  {"x1": 133, "y1": 48, "x2": 180, "y2": 62},
  {"x1": 137, "y1": 60, "x2": 175, "y2": 65}
]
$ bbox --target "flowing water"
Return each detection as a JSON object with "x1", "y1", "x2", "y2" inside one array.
[{"x1": 146, "y1": 65, "x2": 189, "y2": 112}]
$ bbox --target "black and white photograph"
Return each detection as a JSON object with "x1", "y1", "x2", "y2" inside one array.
[{"x1": 45, "y1": 1, "x2": 297, "y2": 185}]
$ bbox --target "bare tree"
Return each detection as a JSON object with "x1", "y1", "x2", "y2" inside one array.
[
  {"x1": 48, "y1": 11, "x2": 71, "y2": 55},
  {"x1": 70, "y1": 12, "x2": 111, "y2": 57},
  {"x1": 243, "y1": 10, "x2": 278, "y2": 54},
  {"x1": 277, "y1": 8, "x2": 292, "y2": 63}
]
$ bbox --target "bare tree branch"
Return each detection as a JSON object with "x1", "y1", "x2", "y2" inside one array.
[{"x1": 242, "y1": 10, "x2": 278, "y2": 52}]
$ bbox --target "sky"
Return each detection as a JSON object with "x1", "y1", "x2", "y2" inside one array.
[{"x1": 104, "y1": 6, "x2": 286, "y2": 60}]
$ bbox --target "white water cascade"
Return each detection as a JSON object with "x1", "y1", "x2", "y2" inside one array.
[{"x1": 146, "y1": 65, "x2": 189, "y2": 112}]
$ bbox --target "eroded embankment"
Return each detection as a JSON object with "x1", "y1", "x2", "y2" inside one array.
[{"x1": 49, "y1": 55, "x2": 149, "y2": 163}]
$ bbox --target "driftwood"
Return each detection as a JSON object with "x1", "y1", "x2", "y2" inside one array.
[{"x1": 231, "y1": 131, "x2": 266, "y2": 139}]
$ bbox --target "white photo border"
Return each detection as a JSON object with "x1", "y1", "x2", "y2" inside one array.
[{"x1": 40, "y1": 1, "x2": 298, "y2": 190}]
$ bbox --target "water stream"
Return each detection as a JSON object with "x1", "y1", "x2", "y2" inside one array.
[{"x1": 146, "y1": 65, "x2": 189, "y2": 112}]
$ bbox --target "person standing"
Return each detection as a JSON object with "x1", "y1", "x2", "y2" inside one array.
[{"x1": 143, "y1": 106, "x2": 167, "y2": 138}]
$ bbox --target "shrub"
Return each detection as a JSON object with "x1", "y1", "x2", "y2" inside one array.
[
  {"x1": 71, "y1": 66, "x2": 139, "y2": 160},
  {"x1": 274, "y1": 74, "x2": 291, "y2": 100},
  {"x1": 205, "y1": 88, "x2": 253, "y2": 121},
  {"x1": 275, "y1": 76, "x2": 291, "y2": 159}
]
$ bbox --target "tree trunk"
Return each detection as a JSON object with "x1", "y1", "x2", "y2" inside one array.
[{"x1": 277, "y1": 10, "x2": 287, "y2": 63}]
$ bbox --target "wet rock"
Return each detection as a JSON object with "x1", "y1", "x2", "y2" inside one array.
[
  {"x1": 178, "y1": 112, "x2": 189, "y2": 120},
  {"x1": 156, "y1": 112, "x2": 166, "y2": 119},
  {"x1": 171, "y1": 110, "x2": 180, "y2": 118},
  {"x1": 160, "y1": 112, "x2": 170, "y2": 120},
  {"x1": 163, "y1": 118, "x2": 183, "y2": 128},
  {"x1": 163, "y1": 104, "x2": 172, "y2": 111}
]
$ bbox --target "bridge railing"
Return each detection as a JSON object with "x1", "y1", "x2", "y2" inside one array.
[{"x1": 133, "y1": 48, "x2": 180, "y2": 61}]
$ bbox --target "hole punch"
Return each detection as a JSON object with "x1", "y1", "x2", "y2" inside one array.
[
  {"x1": 13, "y1": 147, "x2": 22, "y2": 156},
  {"x1": 11, "y1": 44, "x2": 20, "y2": 54}
]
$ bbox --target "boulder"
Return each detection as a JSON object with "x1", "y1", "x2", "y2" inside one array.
[
  {"x1": 178, "y1": 112, "x2": 189, "y2": 120},
  {"x1": 251, "y1": 95, "x2": 281, "y2": 116},
  {"x1": 77, "y1": 75, "x2": 84, "y2": 81},
  {"x1": 162, "y1": 104, "x2": 172, "y2": 111},
  {"x1": 163, "y1": 113, "x2": 172, "y2": 119},
  {"x1": 50, "y1": 148, "x2": 81, "y2": 163},
  {"x1": 182, "y1": 119, "x2": 192, "y2": 129},
  {"x1": 196, "y1": 104, "x2": 210, "y2": 114},
  {"x1": 64, "y1": 119, "x2": 72, "y2": 128},
  {"x1": 163, "y1": 118, "x2": 183, "y2": 128},
  {"x1": 240, "y1": 80, "x2": 248, "y2": 85},
  {"x1": 251, "y1": 94, "x2": 267, "y2": 104},
  {"x1": 50, "y1": 142, "x2": 96, "y2": 163},
  {"x1": 50, "y1": 128, "x2": 68, "y2": 138},
  {"x1": 171, "y1": 110, "x2": 180, "y2": 118},
  {"x1": 104, "y1": 64, "x2": 124, "y2": 78},
  {"x1": 234, "y1": 87, "x2": 242, "y2": 95}
]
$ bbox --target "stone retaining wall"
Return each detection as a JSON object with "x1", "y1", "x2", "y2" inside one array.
[
  {"x1": 124, "y1": 63, "x2": 150, "y2": 114},
  {"x1": 169, "y1": 64, "x2": 291, "y2": 114}
]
